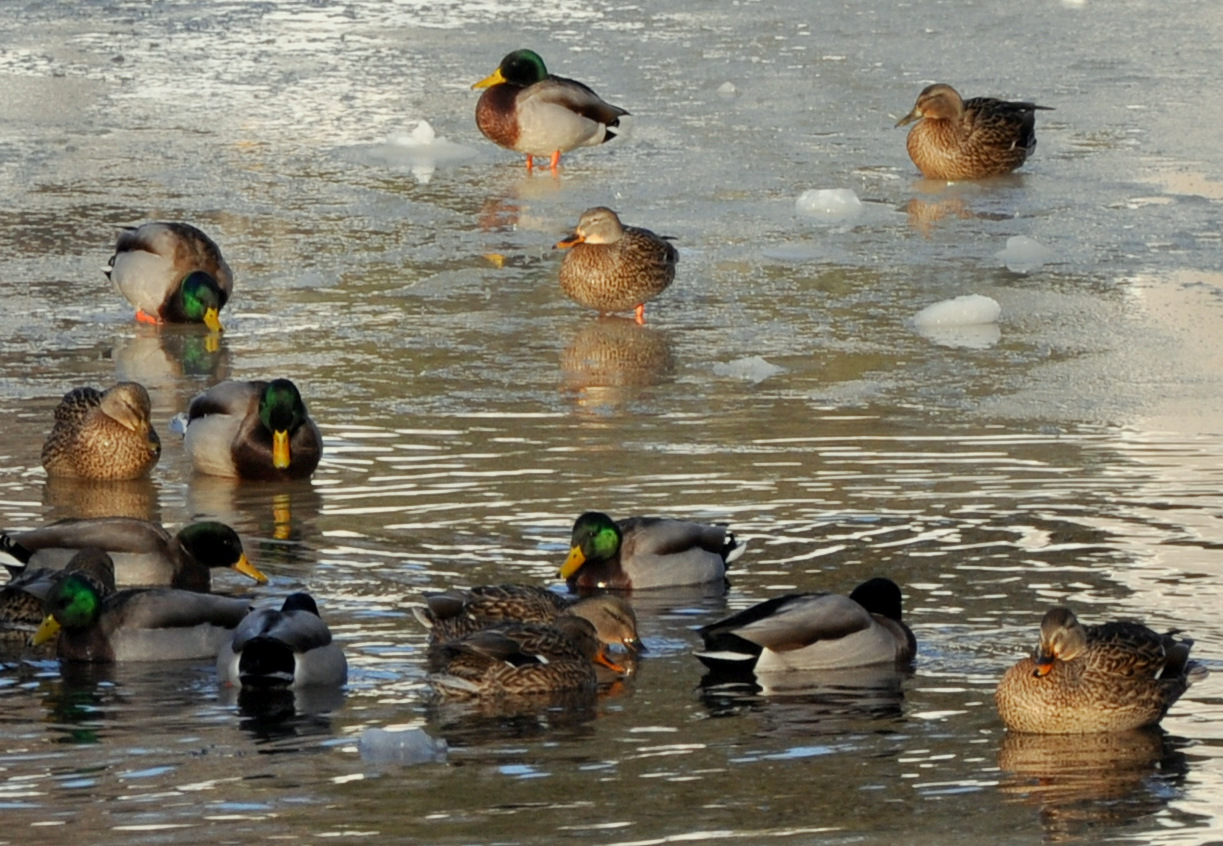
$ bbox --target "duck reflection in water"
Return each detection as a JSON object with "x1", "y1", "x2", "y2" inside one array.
[
  {"x1": 188, "y1": 475, "x2": 323, "y2": 544},
  {"x1": 112, "y1": 323, "x2": 231, "y2": 416},
  {"x1": 997, "y1": 728, "x2": 1190, "y2": 842},
  {"x1": 560, "y1": 316, "x2": 676, "y2": 410},
  {"x1": 42, "y1": 475, "x2": 159, "y2": 522}
]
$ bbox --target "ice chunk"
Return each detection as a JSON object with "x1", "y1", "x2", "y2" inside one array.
[
  {"x1": 713, "y1": 356, "x2": 785, "y2": 384},
  {"x1": 795, "y1": 189, "x2": 863, "y2": 220},
  {"x1": 913, "y1": 294, "x2": 1001, "y2": 327},
  {"x1": 358, "y1": 727, "x2": 447, "y2": 766},
  {"x1": 995, "y1": 235, "x2": 1054, "y2": 274},
  {"x1": 916, "y1": 322, "x2": 1002, "y2": 350},
  {"x1": 717, "y1": 81, "x2": 738, "y2": 99},
  {"x1": 344, "y1": 120, "x2": 478, "y2": 184}
]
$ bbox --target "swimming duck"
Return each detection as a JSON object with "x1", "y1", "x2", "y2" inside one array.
[
  {"x1": 694, "y1": 578, "x2": 917, "y2": 676},
  {"x1": 0, "y1": 546, "x2": 117, "y2": 644},
  {"x1": 40, "y1": 383, "x2": 161, "y2": 481},
  {"x1": 426, "y1": 615, "x2": 615, "y2": 698},
  {"x1": 1, "y1": 517, "x2": 267, "y2": 592},
  {"x1": 555, "y1": 207, "x2": 678, "y2": 324},
  {"x1": 995, "y1": 606, "x2": 1206, "y2": 733},
  {"x1": 32, "y1": 548, "x2": 252, "y2": 662},
  {"x1": 182, "y1": 379, "x2": 322, "y2": 480},
  {"x1": 472, "y1": 49, "x2": 629, "y2": 171},
  {"x1": 895, "y1": 83, "x2": 1052, "y2": 180},
  {"x1": 106, "y1": 222, "x2": 233, "y2": 331},
  {"x1": 415, "y1": 585, "x2": 641, "y2": 652},
  {"x1": 561, "y1": 511, "x2": 744, "y2": 590},
  {"x1": 217, "y1": 593, "x2": 347, "y2": 688}
]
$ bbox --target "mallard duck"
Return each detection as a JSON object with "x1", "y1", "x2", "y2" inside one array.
[
  {"x1": 561, "y1": 511, "x2": 744, "y2": 590},
  {"x1": 182, "y1": 379, "x2": 322, "y2": 480},
  {"x1": 40, "y1": 383, "x2": 161, "y2": 481},
  {"x1": 217, "y1": 593, "x2": 347, "y2": 688},
  {"x1": 694, "y1": 578, "x2": 917, "y2": 677},
  {"x1": 895, "y1": 83, "x2": 1053, "y2": 180},
  {"x1": 1, "y1": 517, "x2": 267, "y2": 592},
  {"x1": 414, "y1": 584, "x2": 641, "y2": 652},
  {"x1": 426, "y1": 615, "x2": 615, "y2": 698},
  {"x1": 106, "y1": 222, "x2": 233, "y2": 331},
  {"x1": 0, "y1": 546, "x2": 117, "y2": 644},
  {"x1": 472, "y1": 49, "x2": 629, "y2": 171},
  {"x1": 995, "y1": 607, "x2": 1206, "y2": 734},
  {"x1": 555, "y1": 207, "x2": 678, "y2": 324},
  {"x1": 32, "y1": 548, "x2": 252, "y2": 662}
]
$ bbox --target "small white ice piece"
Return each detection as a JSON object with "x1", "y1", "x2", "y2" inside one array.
[
  {"x1": 912, "y1": 294, "x2": 1001, "y2": 328},
  {"x1": 358, "y1": 727, "x2": 447, "y2": 766},
  {"x1": 717, "y1": 81, "x2": 738, "y2": 99},
  {"x1": 795, "y1": 188, "x2": 863, "y2": 220},
  {"x1": 713, "y1": 356, "x2": 785, "y2": 384},
  {"x1": 995, "y1": 235, "x2": 1054, "y2": 274},
  {"x1": 913, "y1": 294, "x2": 1001, "y2": 349}
]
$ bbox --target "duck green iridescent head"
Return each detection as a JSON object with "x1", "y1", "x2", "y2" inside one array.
[
  {"x1": 177, "y1": 271, "x2": 226, "y2": 332},
  {"x1": 258, "y1": 379, "x2": 310, "y2": 469},
  {"x1": 473, "y1": 49, "x2": 548, "y2": 90},
  {"x1": 560, "y1": 511, "x2": 622, "y2": 579},
  {"x1": 177, "y1": 521, "x2": 268, "y2": 584}
]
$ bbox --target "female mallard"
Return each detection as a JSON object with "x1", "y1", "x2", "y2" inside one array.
[
  {"x1": 694, "y1": 578, "x2": 917, "y2": 677},
  {"x1": 426, "y1": 615, "x2": 616, "y2": 698},
  {"x1": 0, "y1": 546, "x2": 117, "y2": 644},
  {"x1": 472, "y1": 49, "x2": 629, "y2": 171},
  {"x1": 995, "y1": 607, "x2": 1207, "y2": 733},
  {"x1": 106, "y1": 222, "x2": 233, "y2": 331},
  {"x1": 40, "y1": 383, "x2": 161, "y2": 481},
  {"x1": 895, "y1": 83, "x2": 1052, "y2": 180},
  {"x1": 561, "y1": 511, "x2": 744, "y2": 591},
  {"x1": 415, "y1": 585, "x2": 641, "y2": 652},
  {"x1": 555, "y1": 207, "x2": 678, "y2": 324},
  {"x1": 32, "y1": 548, "x2": 252, "y2": 663},
  {"x1": 217, "y1": 593, "x2": 347, "y2": 688},
  {"x1": 182, "y1": 379, "x2": 322, "y2": 480},
  {"x1": 0, "y1": 517, "x2": 267, "y2": 592}
]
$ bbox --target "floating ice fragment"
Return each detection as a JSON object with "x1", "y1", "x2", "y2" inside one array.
[
  {"x1": 795, "y1": 188, "x2": 863, "y2": 220},
  {"x1": 995, "y1": 235, "x2": 1054, "y2": 274},
  {"x1": 717, "y1": 81, "x2": 738, "y2": 99},
  {"x1": 912, "y1": 294, "x2": 1001, "y2": 327},
  {"x1": 168, "y1": 412, "x2": 188, "y2": 436},
  {"x1": 358, "y1": 728, "x2": 447, "y2": 766},
  {"x1": 916, "y1": 323, "x2": 1001, "y2": 350},
  {"x1": 713, "y1": 356, "x2": 785, "y2": 384}
]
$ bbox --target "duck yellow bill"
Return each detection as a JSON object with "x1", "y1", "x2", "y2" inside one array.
[
  {"x1": 204, "y1": 307, "x2": 223, "y2": 333},
  {"x1": 233, "y1": 553, "x2": 269, "y2": 585},
  {"x1": 559, "y1": 545, "x2": 586, "y2": 579},
  {"x1": 553, "y1": 233, "x2": 584, "y2": 250},
  {"x1": 273, "y1": 429, "x2": 291, "y2": 469},
  {"x1": 31, "y1": 614, "x2": 61, "y2": 646},
  {"x1": 472, "y1": 68, "x2": 506, "y2": 90}
]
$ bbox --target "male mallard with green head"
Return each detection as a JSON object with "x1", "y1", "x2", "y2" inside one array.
[
  {"x1": 473, "y1": 49, "x2": 629, "y2": 171},
  {"x1": 106, "y1": 222, "x2": 233, "y2": 331}
]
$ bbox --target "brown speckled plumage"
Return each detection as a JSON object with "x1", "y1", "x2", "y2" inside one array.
[
  {"x1": 40, "y1": 383, "x2": 161, "y2": 481},
  {"x1": 415, "y1": 585, "x2": 640, "y2": 651},
  {"x1": 995, "y1": 607, "x2": 1205, "y2": 733},
  {"x1": 896, "y1": 83, "x2": 1052, "y2": 180},
  {"x1": 426, "y1": 616, "x2": 605, "y2": 698},
  {"x1": 556, "y1": 207, "x2": 677, "y2": 319}
]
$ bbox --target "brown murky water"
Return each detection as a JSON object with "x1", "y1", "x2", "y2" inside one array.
[{"x1": 3, "y1": 0, "x2": 1223, "y2": 842}]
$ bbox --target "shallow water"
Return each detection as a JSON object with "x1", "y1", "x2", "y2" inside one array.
[{"x1": 3, "y1": 0, "x2": 1223, "y2": 842}]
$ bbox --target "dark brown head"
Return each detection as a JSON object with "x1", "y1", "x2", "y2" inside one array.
[{"x1": 895, "y1": 83, "x2": 965, "y2": 127}]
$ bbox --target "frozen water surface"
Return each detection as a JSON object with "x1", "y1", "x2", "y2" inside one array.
[{"x1": 3, "y1": 0, "x2": 1223, "y2": 843}]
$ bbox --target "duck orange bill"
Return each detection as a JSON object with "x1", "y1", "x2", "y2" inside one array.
[
  {"x1": 553, "y1": 233, "x2": 585, "y2": 249},
  {"x1": 203, "y1": 307, "x2": 223, "y2": 333},
  {"x1": 594, "y1": 647, "x2": 626, "y2": 675},
  {"x1": 233, "y1": 553, "x2": 269, "y2": 585},
  {"x1": 559, "y1": 546, "x2": 586, "y2": 579},
  {"x1": 272, "y1": 429, "x2": 291, "y2": 469},
  {"x1": 31, "y1": 614, "x2": 61, "y2": 647},
  {"x1": 472, "y1": 68, "x2": 506, "y2": 90},
  {"x1": 1032, "y1": 656, "x2": 1055, "y2": 677}
]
